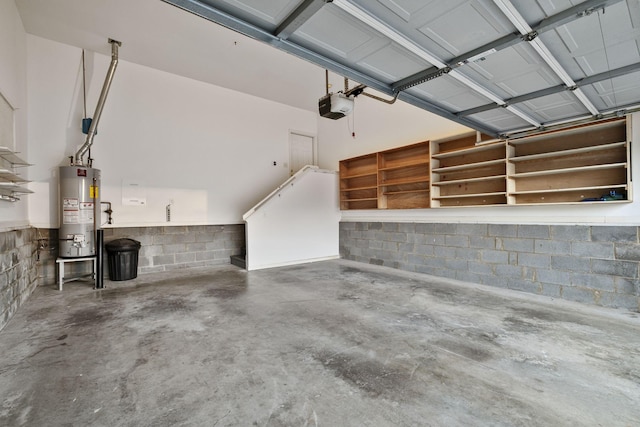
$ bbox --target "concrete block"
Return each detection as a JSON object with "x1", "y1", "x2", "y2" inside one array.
[
  {"x1": 386, "y1": 232, "x2": 408, "y2": 243},
  {"x1": 540, "y1": 283, "x2": 562, "y2": 298},
  {"x1": 382, "y1": 223, "x2": 398, "y2": 232},
  {"x1": 424, "y1": 235, "x2": 446, "y2": 245},
  {"x1": 205, "y1": 240, "x2": 226, "y2": 250},
  {"x1": 407, "y1": 254, "x2": 426, "y2": 266},
  {"x1": 614, "y1": 277, "x2": 638, "y2": 295},
  {"x1": 456, "y1": 271, "x2": 485, "y2": 284},
  {"x1": 368, "y1": 222, "x2": 383, "y2": 230},
  {"x1": 415, "y1": 223, "x2": 436, "y2": 234},
  {"x1": 445, "y1": 235, "x2": 469, "y2": 248},
  {"x1": 369, "y1": 240, "x2": 383, "y2": 250},
  {"x1": 591, "y1": 226, "x2": 638, "y2": 243},
  {"x1": 435, "y1": 223, "x2": 457, "y2": 234},
  {"x1": 518, "y1": 225, "x2": 550, "y2": 239},
  {"x1": 550, "y1": 225, "x2": 590, "y2": 241},
  {"x1": 398, "y1": 223, "x2": 415, "y2": 233},
  {"x1": 561, "y1": 286, "x2": 596, "y2": 305},
  {"x1": 571, "y1": 242, "x2": 614, "y2": 259},
  {"x1": 382, "y1": 241, "x2": 399, "y2": 251},
  {"x1": 534, "y1": 240, "x2": 571, "y2": 255},
  {"x1": 340, "y1": 222, "x2": 356, "y2": 231},
  {"x1": 469, "y1": 236, "x2": 496, "y2": 249},
  {"x1": 535, "y1": 268, "x2": 571, "y2": 285},
  {"x1": 551, "y1": 256, "x2": 592, "y2": 273},
  {"x1": 369, "y1": 258, "x2": 384, "y2": 266},
  {"x1": 140, "y1": 265, "x2": 166, "y2": 274},
  {"x1": 591, "y1": 259, "x2": 638, "y2": 278},
  {"x1": 163, "y1": 243, "x2": 187, "y2": 255},
  {"x1": 455, "y1": 247, "x2": 481, "y2": 261},
  {"x1": 508, "y1": 280, "x2": 541, "y2": 294},
  {"x1": 435, "y1": 246, "x2": 456, "y2": 259},
  {"x1": 509, "y1": 252, "x2": 518, "y2": 265},
  {"x1": 488, "y1": 224, "x2": 517, "y2": 237},
  {"x1": 495, "y1": 264, "x2": 523, "y2": 278},
  {"x1": 445, "y1": 258, "x2": 468, "y2": 271},
  {"x1": 615, "y1": 244, "x2": 640, "y2": 261},
  {"x1": 499, "y1": 238, "x2": 535, "y2": 253},
  {"x1": 152, "y1": 254, "x2": 175, "y2": 266},
  {"x1": 571, "y1": 273, "x2": 615, "y2": 292},
  {"x1": 407, "y1": 233, "x2": 427, "y2": 245},
  {"x1": 455, "y1": 223, "x2": 488, "y2": 236},
  {"x1": 414, "y1": 244, "x2": 434, "y2": 256},
  {"x1": 175, "y1": 253, "x2": 196, "y2": 263},
  {"x1": 599, "y1": 292, "x2": 639, "y2": 310},
  {"x1": 480, "y1": 274, "x2": 510, "y2": 288},
  {"x1": 482, "y1": 250, "x2": 509, "y2": 264},
  {"x1": 469, "y1": 261, "x2": 494, "y2": 275},
  {"x1": 518, "y1": 253, "x2": 551, "y2": 268},
  {"x1": 399, "y1": 242, "x2": 415, "y2": 253}
]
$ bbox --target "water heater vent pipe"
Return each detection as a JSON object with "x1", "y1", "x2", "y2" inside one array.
[{"x1": 75, "y1": 39, "x2": 121, "y2": 166}]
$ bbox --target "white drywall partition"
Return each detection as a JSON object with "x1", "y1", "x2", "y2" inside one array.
[{"x1": 244, "y1": 167, "x2": 340, "y2": 270}]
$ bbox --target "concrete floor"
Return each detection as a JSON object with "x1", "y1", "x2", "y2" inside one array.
[{"x1": 1, "y1": 260, "x2": 639, "y2": 427}]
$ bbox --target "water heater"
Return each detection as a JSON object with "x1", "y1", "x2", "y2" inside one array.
[{"x1": 59, "y1": 166, "x2": 100, "y2": 258}]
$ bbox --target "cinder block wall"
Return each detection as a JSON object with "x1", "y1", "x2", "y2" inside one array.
[
  {"x1": 340, "y1": 222, "x2": 640, "y2": 310},
  {"x1": 0, "y1": 228, "x2": 38, "y2": 331},
  {"x1": 102, "y1": 225, "x2": 245, "y2": 274}
]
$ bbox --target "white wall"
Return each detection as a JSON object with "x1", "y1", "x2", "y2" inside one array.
[
  {"x1": 0, "y1": 0, "x2": 28, "y2": 229},
  {"x1": 244, "y1": 167, "x2": 340, "y2": 270},
  {"x1": 26, "y1": 35, "x2": 318, "y2": 228}
]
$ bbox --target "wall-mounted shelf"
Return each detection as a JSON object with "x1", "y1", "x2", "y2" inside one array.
[
  {"x1": 507, "y1": 117, "x2": 630, "y2": 205},
  {"x1": 338, "y1": 117, "x2": 632, "y2": 210},
  {"x1": 0, "y1": 147, "x2": 32, "y2": 202},
  {"x1": 339, "y1": 153, "x2": 378, "y2": 210},
  {"x1": 430, "y1": 135, "x2": 507, "y2": 208}
]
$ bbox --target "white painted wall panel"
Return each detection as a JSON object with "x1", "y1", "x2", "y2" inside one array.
[{"x1": 244, "y1": 168, "x2": 340, "y2": 270}]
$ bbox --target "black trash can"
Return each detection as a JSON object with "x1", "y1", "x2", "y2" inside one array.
[{"x1": 105, "y1": 238, "x2": 141, "y2": 281}]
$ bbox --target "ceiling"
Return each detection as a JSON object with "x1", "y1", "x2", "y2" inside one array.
[{"x1": 16, "y1": 0, "x2": 640, "y2": 136}]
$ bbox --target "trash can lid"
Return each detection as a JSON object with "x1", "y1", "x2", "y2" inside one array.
[{"x1": 105, "y1": 238, "x2": 141, "y2": 251}]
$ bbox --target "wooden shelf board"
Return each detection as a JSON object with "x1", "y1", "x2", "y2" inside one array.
[
  {"x1": 433, "y1": 191, "x2": 507, "y2": 200},
  {"x1": 379, "y1": 160, "x2": 429, "y2": 171},
  {"x1": 341, "y1": 185, "x2": 377, "y2": 192},
  {"x1": 508, "y1": 117, "x2": 626, "y2": 145},
  {"x1": 432, "y1": 141, "x2": 504, "y2": 159},
  {"x1": 379, "y1": 177, "x2": 429, "y2": 186},
  {"x1": 340, "y1": 197, "x2": 378, "y2": 202},
  {"x1": 515, "y1": 199, "x2": 631, "y2": 206},
  {"x1": 384, "y1": 189, "x2": 430, "y2": 196},
  {"x1": 509, "y1": 141, "x2": 626, "y2": 162},
  {"x1": 432, "y1": 158, "x2": 505, "y2": 173},
  {"x1": 511, "y1": 184, "x2": 627, "y2": 195},
  {"x1": 511, "y1": 162, "x2": 627, "y2": 178},
  {"x1": 341, "y1": 171, "x2": 377, "y2": 180},
  {"x1": 432, "y1": 174, "x2": 506, "y2": 186}
]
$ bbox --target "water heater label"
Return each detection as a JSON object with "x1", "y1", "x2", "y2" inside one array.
[
  {"x1": 77, "y1": 169, "x2": 87, "y2": 177},
  {"x1": 63, "y1": 198, "x2": 78, "y2": 209},
  {"x1": 63, "y1": 211, "x2": 79, "y2": 224},
  {"x1": 90, "y1": 185, "x2": 99, "y2": 199}
]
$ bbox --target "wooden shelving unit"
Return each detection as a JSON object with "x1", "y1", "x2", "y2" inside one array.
[
  {"x1": 378, "y1": 141, "x2": 430, "y2": 209},
  {"x1": 507, "y1": 117, "x2": 630, "y2": 205},
  {"x1": 430, "y1": 134, "x2": 507, "y2": 207},
  {"x1": 339, "y1": 153, "x2": 378, "y2": 210},
  {"x1": 338, "y1": 116, "x2": 632, "y2": 210},
  {"x1": 0, "y1": 147, "x2": 32, "y2": 202}
]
